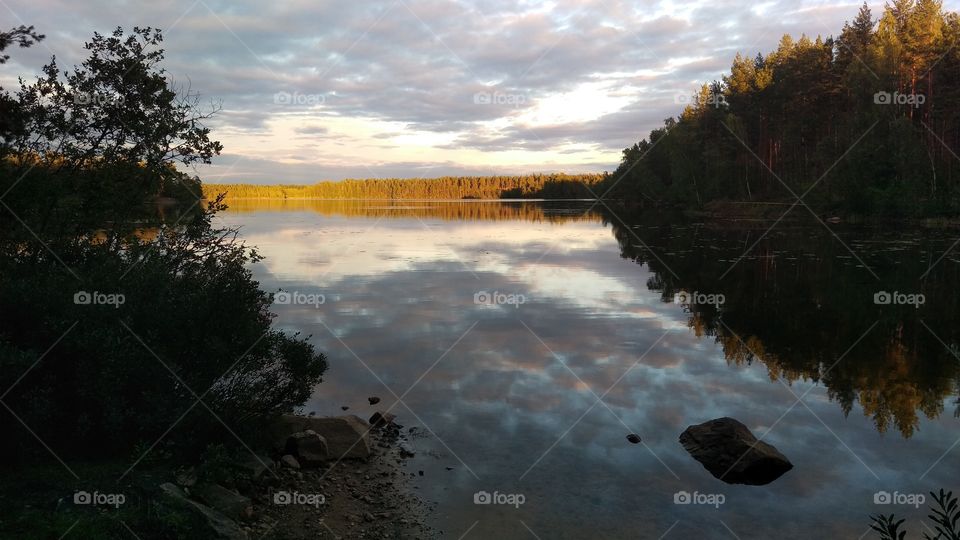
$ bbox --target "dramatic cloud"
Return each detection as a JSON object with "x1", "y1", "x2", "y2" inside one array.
[{"x1": 0, "y1": 0, "x2": 934, "y2": 181}]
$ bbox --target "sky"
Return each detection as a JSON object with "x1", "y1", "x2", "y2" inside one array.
[{"x1": 3, "y1": 0, "x2": 957, "y2": 183}]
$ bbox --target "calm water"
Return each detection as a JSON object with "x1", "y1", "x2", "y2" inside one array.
[{"x1": 219, "y1": 200, "x2": 960, "y2": 539}]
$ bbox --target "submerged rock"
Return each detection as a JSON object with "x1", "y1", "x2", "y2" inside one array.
[{"x1": 679, "y1": 417, "x2": 793, "y2": 485}]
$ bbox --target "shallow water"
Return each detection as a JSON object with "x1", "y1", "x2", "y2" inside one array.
[{"x1": 219, "y1": 199, "x2": 960, "y2": 539}]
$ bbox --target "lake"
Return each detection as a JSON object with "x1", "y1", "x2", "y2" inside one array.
[{"x1": 219, "y1": 199, "x2": 960, "y2": 539}]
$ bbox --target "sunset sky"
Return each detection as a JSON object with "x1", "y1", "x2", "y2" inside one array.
[{"x1": 3, "y1": 0, "x2": 949, "y2": 183}]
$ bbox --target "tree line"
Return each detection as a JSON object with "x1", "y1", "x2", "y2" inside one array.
[
  {"x1": 604, "y1": 1, "x2": 960, "y2": 217},
  {"x1": 204, "y1": 173, "x2": 606, "y2": 200}
]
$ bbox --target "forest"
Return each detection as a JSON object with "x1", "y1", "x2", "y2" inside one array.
[
  {"x1": 603, "y1": 1, "x2": 960, "y2": 217},
  {"x1": 203, "y1": 173, "x2": 606, "y2": 200}
]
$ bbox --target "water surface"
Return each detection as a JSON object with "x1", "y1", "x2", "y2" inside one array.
[{"x1": 219, "y1": 200, "x2": 960, "y2": 539}]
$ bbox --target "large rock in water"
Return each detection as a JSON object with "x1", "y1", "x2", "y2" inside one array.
[
  {"x1": 271, "y1": 415, "x2": 371, "y2": 459},
  {"x1": 679, "y1": 417, "x2": 793, "y2": 485}
]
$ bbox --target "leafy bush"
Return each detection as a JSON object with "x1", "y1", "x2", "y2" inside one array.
[
  {"x1": 0, "y1": 26, "x2": 326, "y2": 463},
  {"x1": 0, "y1": 196, "x2": 327, "y2": 460}
]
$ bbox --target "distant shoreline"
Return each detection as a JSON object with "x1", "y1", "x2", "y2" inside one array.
[{"x1": 204, "y1": 197, "x2": 598, "y2": 202}]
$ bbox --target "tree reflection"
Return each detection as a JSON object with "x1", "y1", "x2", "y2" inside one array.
[
  {"x1": 608, "y1": 211, "x2": 960, "y2": 438},
  {"x1": 221, "y1": 198, "x2": 604, "y2": 223}
]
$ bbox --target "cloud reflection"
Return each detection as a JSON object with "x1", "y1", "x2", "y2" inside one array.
[{"x1": 220, "y1": 201, "x2": 959, "y2": 539}]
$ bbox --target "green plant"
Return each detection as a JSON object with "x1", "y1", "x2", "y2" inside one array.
[
  {"x1": 871, "y1": 514, "x2": 907, "y2": 540},
  {"x1": 870, "y1": 490, "x2": 960, "y2": 540}
]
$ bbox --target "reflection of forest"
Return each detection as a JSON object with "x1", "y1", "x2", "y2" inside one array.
[
  {"x1": 221, "y1": 198, "x2": 605, "y2": 223},
  {"x1": 608, "y1": 211, "x2": 960, "y2": 438}
]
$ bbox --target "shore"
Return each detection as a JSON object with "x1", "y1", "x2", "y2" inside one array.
[
  {"x1": 0, "y1": 414, "x2": 438, "y2": 539},
  {"x1": 248, "y1": 426, "x2": 437, "y2": 539}
]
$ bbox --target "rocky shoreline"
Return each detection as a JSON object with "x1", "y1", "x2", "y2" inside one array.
[{"x1": 161, "y1": 413, "x2": 438, "y2": 539}]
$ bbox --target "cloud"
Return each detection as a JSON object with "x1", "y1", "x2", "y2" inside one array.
[{"x1": 0, "y1": 0, "x2": 895, "y2": 180}]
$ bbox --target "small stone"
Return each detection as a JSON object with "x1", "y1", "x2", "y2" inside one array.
[
  {"x1": 280, "y1": 455, "x2": 300, "y2": 469},
  {"x1": 368, "y1": 396, "x2": 381, "y2": 405},
  {"x1": 341, "y1": 406, "x2": 349, "y2": 411},
  {"x1": 175, "y1": 466, "x2": 198, "y2": 487},
  {"x1": 626, "y1": 434, "x2": 642, "y2": 444},
  {"x1": 369, "y1": 411, "x2": 397, "y2": 428}
]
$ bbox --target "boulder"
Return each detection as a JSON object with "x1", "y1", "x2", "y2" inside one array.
[
  {"x1": 285, "y1": 430, "x2": 329, "y2": 467},
  {"x1": 679, "y1": 417, "x2": 793, "y2": 485},
  {"x1": 369, "y1": 411, "x2": 396, "y2": 428},
  {"x1": 271, "y1": 415, "x2": 371, "y2": 459},
  {"x1": 158, "y1": 483, "x2": 248, "y2": 540},
  {"x1": 192, "y1": 483, "x2": 253, "y2": 521}
]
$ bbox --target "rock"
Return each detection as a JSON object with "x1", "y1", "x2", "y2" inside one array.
[
  {"x1": 341, "y1": 406, "x2": 349, "y2": 411},
  {"x1": 158, "y1": 483, "x2": 249, "y2": 540},
  {"x1": 626, "y1": 434, "x2": 642, "y2": 444},
  {"x1": 271, "y1": 415, "x2": 372, "y2": 459},
  {"x1": 285, "y1": 430, "x2": 329, "y2": 467},
  {"x1": 193, "y1": 484, "x2": 253, "y2": 521},
  {"x1": 175, "y1": 466, "x2": 198, "y2": 487},
  {"x1": 236, "y1": 455, "x2": 275, "y2": 486},
  {"x1": 396, "y1": 440, "x2": 415, "y2": 458},
  {"x1": 369, "y1": 411, "x2": 396, "y2": 428},
  {"x1": 368, "y1": 396, "x2": 381, "y2": 405},
  {"x1": 679, "y1": 417, "x2": 793, "y2": 485},
  {"x1": 280, "y1": 455, "x2": 301, "y2": 469}
]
